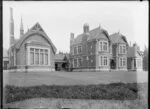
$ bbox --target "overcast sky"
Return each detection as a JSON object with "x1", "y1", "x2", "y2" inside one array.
[{"x1": 3, "y1": 1, "x2": 148, "y2": 53}]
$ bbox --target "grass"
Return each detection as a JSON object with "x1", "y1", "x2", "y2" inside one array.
[
  {"x1": 3, "y1": 71, "x2": 148, "y2": 109},
  {"x1": 3, "y1": 71, "x2": 148, "y2": 86},
  {"x1": 4, "y1": 82, "x2": 139, "y2": 103}
]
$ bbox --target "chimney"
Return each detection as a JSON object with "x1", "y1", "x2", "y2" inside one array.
[
  {"x1": 10, "y1": 7, "x2": 15, "y2": 47},
  {"x1": 70, "y1": 33, "x2": 74, "y2": 40},
  {"x1": 70, "y1": 33, "x2": 74, "y2": 45},
  {"x1": 83, "y1": 23, "x2": 89, "y2": 33}
]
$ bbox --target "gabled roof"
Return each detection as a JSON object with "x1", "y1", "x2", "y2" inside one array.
[
  {"x1": 127, "y1": 46, "x2": 143, "y2": 58},
  {"x1": 13, "y1": 22, "x2": 57, "y2": 53},
  {"x1": 71, "y1": 26, "x2": 110, "y2": 45},
  {"x1": 55, "y1": 53, "x2": 69, "y2": 61},
  {"x1": 110, "y1": 32, "x2": 128, "y2": 45}
]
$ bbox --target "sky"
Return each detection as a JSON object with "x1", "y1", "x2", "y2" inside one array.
[{"x1": 3, "y1": 1, "x2": 148, "y2": 53}]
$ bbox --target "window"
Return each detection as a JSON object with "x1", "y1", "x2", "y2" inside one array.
[
  {"x1": 119, "y1": 57, "x2": 126, "y2": 67},
  {"x1": 99, "y1": 41, "x2": 108, "y2": 52},
  {"x1": 78, "y1": 46, "x2": 82, "y2": 54},
  {"x1": 29, "y1": 48, "x2": 49, "y2": 66},
  {"x1": 30, "y1": 48, "x2": 34, "y2": 65},
  {"x1": 45, "y1": 50, "x2": 48, "y2": 65},
  {"x1": 103, "y1": 42, "x2": 108, "y2": 51},
  {"x1": 40, "y1": 49, "x2": 44, "y2": 65},
  {"x1": 74, "y1": 47, "x2": 77, "y2": 55},
  {"x1": 104, "y1": 57, "x2": 108, "y2": 65},
  {"x1": 78, "y1": 58, "x2": 82, "y2": 67},
  {"x1": 119, "y1": 44, "x2": 126, "y2": 54},
  {"x1": 99, "y1": 56, "x2": 108, "y2": 66},
  {"x1": 35, "y1": 49, "x2": 39, "y2": 65},
  {"x1": 74, "y1": 59, "x2": 77, "y2": 68}
]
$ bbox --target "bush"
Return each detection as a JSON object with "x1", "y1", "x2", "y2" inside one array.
[{"x1": 4, "y1": 83, "x2": 139, "y2": 103}]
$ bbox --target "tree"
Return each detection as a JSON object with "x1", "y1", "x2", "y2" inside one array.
[{"x1": 143, "y1": 46, "x2": 148, "y2": 71}]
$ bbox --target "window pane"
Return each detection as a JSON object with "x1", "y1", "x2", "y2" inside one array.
[
  {"x1": 45, "y1": 54, "x2": 48, "y2": 65},
  {"x1": 101, "y1": 56, "x2": 103, "y2": 66},
  {"x1": 30, "y1": 48, "x2": 34, "y2": 52},
  {"x1": 74, "y1": 59, "x2": 77, "y2": 67},
  {"x1": 40, "y1": 49, "x2": 43, "y2": 53},
  {"x1": 123, "y1": 46, "x2": 126, "y2": 53},
  {"x1": 103, "y1": 42, "x2": 107, "y2": 51},
  {"x1": 78, "y1": 58, "x2": 82, "y2": 66},
  {"x1": 30, "y1": 52, "x2": 34, "y2": 65},
  {"x1": 45, "y1": 50, "x2": 48, "y2": 54},
  {"x1": 40, "y1": 53, "x2": 44, "y2": 65},
  {"x1": 35, "y1": 53, "x2": 39, "y2": 65},
  {"x1": 78, "y1": 46, "x2": 82, "y2": 54},
  {"x1": 35, "y1": 49, "x2": 39, "y2": 53}
]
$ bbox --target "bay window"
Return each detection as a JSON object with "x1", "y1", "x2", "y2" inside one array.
[
  {"x1": 29, "y1": 47, "x2": 49, "y2": 66},
  {"x1": 119, "y1": 44, "x2": 126, "y2": 54},
  {"x1": 99, "y1": 40, "x2": 108, "y2": 52},
  {"x1": 119, "y1": 57, "x2": 126, "y2": 67},
  {"x1": 99, "y1": 55, "x2": 109, "y2": 66}
]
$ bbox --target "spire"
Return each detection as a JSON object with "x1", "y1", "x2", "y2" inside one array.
[
  {"x1": 9, "y1": 7, "x2": 14, "y2": 47},
  {"x1": 20, "y1": 16, "x2": 24, "y2": 37}
]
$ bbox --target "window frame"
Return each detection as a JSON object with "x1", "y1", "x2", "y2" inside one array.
[
  {"x1": 119, "y1": 44, "x2": 126, "y2": 54},
  {"x1": 99, "y1": 40, "x2": 109, "y2": 52},
  {"x1": 28, "y1": 47, "x2": 50, "y2": 66}
]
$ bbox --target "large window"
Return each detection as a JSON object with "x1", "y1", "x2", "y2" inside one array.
[
  {"x1": 74, "y1": 59, "x2": 77, "y2": 68},
  {"x1": 99, "y1": 55, "x2": 109, "y2": 66},
  {"x1": 30, "y1": 48, "x2": 34, "y2": 65},
  {"x1": 99, "y1": 40, "x2": 108, "y2": 52},
  {"x1": 78, "y1": 58, "x2": 82, "y2": 67},
  {"x1": 29, "y1": 48, "x2": 49, "y2": 65},
  {"x1": 119, "y1": 44, "x2": 126, "y2": 54},
  {"x1": 119, "y1": 57, "x2": 126, "y2": 67},
  {"x1": 78, "y1": 46, "x2": 82, "y2": 54}
]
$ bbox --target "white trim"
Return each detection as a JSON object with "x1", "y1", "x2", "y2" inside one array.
[
  {"x1": 98, "y1": 40, "x2": 108, "y2": 52},
  {"x1": 119, "y1": 57, "x2": 126, "y2": 67},
  {"x1": 27, "y1": 45, "x2": 50, "y2": 66},
  {"x1": 119, "y1": 44, "x2": 126, "y2": 54},
  {"x1": 99, "y1": 55, "x2": 109, "y2": 67}
]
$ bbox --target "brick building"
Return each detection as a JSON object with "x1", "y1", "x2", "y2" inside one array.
[
  {"x1": 70, "y1": 24, "x2": 111, "y2": 71},
  {"x1": 110, "y1": 32, "x2": 128, "y2": 70},
  {"x1": 127, "y1": 43, "x2": 143, "y2": 71},
  {"x1": 70, "y1": 24, "x2": 129, "y2": 71},
  {"x1": 8, "y1": 7, "x2": 57, "y2": 72}
]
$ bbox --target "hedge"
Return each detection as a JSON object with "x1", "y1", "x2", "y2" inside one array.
[{"x1": 4, "y1": 82, "x2": 139, "y2": 103}]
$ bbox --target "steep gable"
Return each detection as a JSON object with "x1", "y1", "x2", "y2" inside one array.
[
  {"x1": 14, "y1": 22, "x2": 57, "y2": 54},
  {"x1": 71, "y1": 26, "x2": 110, "y2": 45},
  {"x1": 110, "y1": 32, "x2": 128, "y2": 45}
]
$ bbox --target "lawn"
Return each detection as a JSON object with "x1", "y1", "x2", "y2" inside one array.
[
  {"x1": 3, "y1": 70, "x2": 148, "y2": 86},
  {"x1": 3, "y1": 71, "x2": 148, "y2": 109}
]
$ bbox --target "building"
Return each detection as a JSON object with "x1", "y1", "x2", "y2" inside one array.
[
  {"x1": 110, "y1": 32, "x2": 128, "y2": 70},
  {"x1": 8, "y1": 7, "x2": 57, "y2": 72},
  {"x1": 70, "y1": 24, "x2": 111, "y2": 71},
  {"x1": 55, "y1": 53, "x2": 70, "y2": 71},
  {"x1": 127, "y1": 43, "x2": 143, "y2": 71},
  {"x1": 3, "y1": 49, "x2": 9, "y2": 70}
]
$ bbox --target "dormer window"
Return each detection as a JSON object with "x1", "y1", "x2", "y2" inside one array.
[{"x1": 99, "y1": 40, "x2": 108, "y2": 52}]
